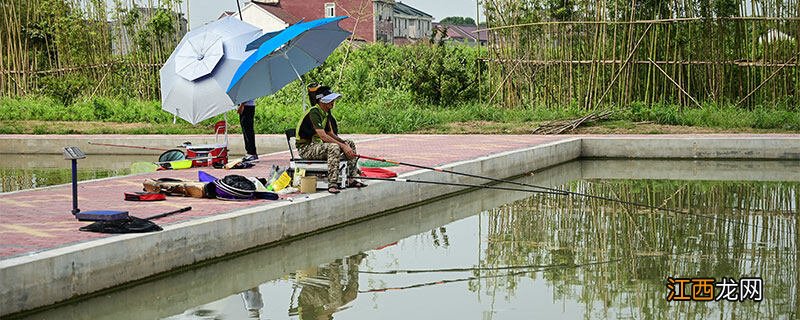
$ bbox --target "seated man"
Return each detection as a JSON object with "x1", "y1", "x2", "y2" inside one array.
[{"x1": 295, "y1": 84, "x2": 366, "y2": 194}]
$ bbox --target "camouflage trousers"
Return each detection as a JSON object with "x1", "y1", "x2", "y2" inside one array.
[{"x1": 297, "y1": 140, "x2": 360, "y2": 187}]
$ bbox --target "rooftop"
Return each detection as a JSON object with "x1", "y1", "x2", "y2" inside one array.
[{"x1": 393, "y1": 1, "x2": 433, "y2": 19}]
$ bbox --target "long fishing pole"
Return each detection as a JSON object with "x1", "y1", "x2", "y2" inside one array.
[
  {"x1": 358, "y1": 154, "x2": 568, "y2": 195},
  {"x1": 360, "y1": 154, "x2": 693, "y2": 211},
  {"x1": 357, "y1": 155, "x2": 792, "y2": 234},
  {"x1": 88, "y1": 141, "x2": 174, "y2": 151},
  {"x1": 357, "y1": 177, "x2": 566, "y2": 196}
]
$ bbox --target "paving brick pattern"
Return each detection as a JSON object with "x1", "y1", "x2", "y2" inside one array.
[{"x1": 0, "y1": 135, "x2": 564, "y2": 259}]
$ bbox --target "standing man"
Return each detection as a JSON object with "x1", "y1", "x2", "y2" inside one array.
[
  {"x1": 238, "y1": 99, "x2": 258, "y2": 162},
  {"x1": 295, "y1": 84, "x2": 366, "y2": 193}
]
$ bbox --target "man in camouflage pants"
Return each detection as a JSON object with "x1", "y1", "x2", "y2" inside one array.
[{"x1": 295, "y1": 84, "x2": 365, "y2": 193}]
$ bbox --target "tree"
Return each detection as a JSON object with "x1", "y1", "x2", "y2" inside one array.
[{"x1": 439, "y1": 16, "x2": 476, "y2": 26}]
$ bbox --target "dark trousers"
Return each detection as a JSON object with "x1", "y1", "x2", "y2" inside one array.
[{"x1": 239, "y1": 105, "x2": 257, "y2": 155}]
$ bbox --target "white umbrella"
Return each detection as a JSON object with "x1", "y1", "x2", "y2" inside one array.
[{"x1": 160, "y1": 17, "x2": 261, "y2": 125}]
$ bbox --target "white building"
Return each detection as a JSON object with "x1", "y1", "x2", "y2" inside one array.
[
  {"x1": 392, "y1": 1, "x2": 433, "y2": 40},
  {"x1": 218, "y1": 0, "x2": 296, "y2": 33}
]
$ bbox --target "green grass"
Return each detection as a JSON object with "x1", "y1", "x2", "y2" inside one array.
[
  {"x1": 1, "y1": 95, "x2": 798, "y2": 134},
  {"x1": 618, "y1": 102, "x2": 800, "y2": 131}
]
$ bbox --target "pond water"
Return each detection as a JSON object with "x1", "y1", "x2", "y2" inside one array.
[
  {"x1": 16, "y1": 160, "x2": 799, "y2": 320},
  {"x1": 0, "y1": 149, "x2": 281, "y2": 193}
]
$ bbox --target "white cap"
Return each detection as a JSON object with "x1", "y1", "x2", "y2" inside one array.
[{"x1": 318, "y1": 92, "x2": 341, "y2": 104}]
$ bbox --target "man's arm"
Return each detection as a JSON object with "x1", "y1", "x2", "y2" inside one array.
[
  {"x1": 326, "y1": 128, "x2": 346, "y2": 144},
  {"x1": 315, "y1": 128, "x2": 355, "y2": 159}
]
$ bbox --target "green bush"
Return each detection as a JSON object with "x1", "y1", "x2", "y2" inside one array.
[
  {"x1": 305, "y1": 43, "x2": 487, "y2": 106},
  {"x1": 36, "y1": 74, "x2": 89, "y2": 106}
]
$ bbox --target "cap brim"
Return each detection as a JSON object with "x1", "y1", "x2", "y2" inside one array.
[{"x1": 319, "y1": 93, "x2": 341, "y2": 103}]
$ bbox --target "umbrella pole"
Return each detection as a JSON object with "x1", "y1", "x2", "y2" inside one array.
[
  {"x1": 285, "y1": 55, "x2": 307, "y2": 112},
  {"x1": 235, "y1": 0, "x2": 243, "y2": 20}
]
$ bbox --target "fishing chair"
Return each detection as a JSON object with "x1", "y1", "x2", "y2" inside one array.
[{"x1": 285, "y1": 129, "x2": 347, "y2": 189}]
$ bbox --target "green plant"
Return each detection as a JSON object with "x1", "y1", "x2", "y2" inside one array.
[{"x1": 36, "y1": 75, "x2": 89, "y2": 106}]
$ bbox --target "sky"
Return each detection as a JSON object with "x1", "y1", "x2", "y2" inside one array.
[{"x1": 184, "y1": 0, "x2": 483, "y2": 29}]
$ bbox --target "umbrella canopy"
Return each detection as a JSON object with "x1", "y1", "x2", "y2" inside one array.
[
  {"x1": 226, "y1": 16, "x2": 351, "y2": 104},
  {"x1": 160, "y1": 17, "x2": 261, "y2": 125}
]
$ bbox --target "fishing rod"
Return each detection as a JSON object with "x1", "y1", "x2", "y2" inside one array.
[
  {"x1": 357, "y1": 154, "x2": 568, "y2": 195},
  {"x1": 144, "y1": 206, "x2": 192, "y2": 220},
  {"x1": 356, "y1": 155, "x2": 793, "y2": 234},
  {"x1": 357, "y1": 177, "x2": 566, "y2": 196},
  {"x1": 358, "y1": 154, "x2": 694, "y2": 214},
  {"x1": 88, "y1": 141, "x2": 174, "y2": 151}
]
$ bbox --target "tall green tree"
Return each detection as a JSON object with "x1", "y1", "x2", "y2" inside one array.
[{"x1": 439, "y1": 16, "x2": 476, "y2": 26}]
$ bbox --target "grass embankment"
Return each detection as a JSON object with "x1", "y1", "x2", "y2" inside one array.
[{"x1": 1, "y1": 94, "x2": 798, "y2": 135}]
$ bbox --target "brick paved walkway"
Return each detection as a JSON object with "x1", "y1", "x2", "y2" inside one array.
[{"x1": 0, "y1": 135, "x2": 564, "y2": 259}]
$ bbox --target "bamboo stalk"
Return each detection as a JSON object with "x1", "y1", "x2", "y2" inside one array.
[
  {"x1": 648, "y1": 58, "x2": 702, "y2": 107},
  {"x1": 736, "y1": 53, "x2": 800, "y2": 106},
  {"x1": 595, "y1": 24, "x2": 653, "y2": 107}
]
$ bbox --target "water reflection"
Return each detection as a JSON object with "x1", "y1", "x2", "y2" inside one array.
[
  {"x1": 476, "y1": 179, "x2": 797, "y2": 319},
  {"x1": 241, "y1": 287, "x2": 264, "y2": 319},
  {"x1": 291, "y1": 253, "x2": 367, "y2": 320},
  {"x1": 0, "y1": 167, "x2": 130, "y2": 192}
]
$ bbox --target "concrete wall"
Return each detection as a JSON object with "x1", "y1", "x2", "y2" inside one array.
[
  {"x1": 581, "y1": 136, "x2": 800, "y2": 159},
  {"x1": 580, "y1": 159, "x2": 800, "y2": 182}
]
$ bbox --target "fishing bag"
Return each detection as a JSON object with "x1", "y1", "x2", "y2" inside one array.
[
  {"x1": 214, "y1": 175, "x2": 256, "y2": 200},
  {"x1": 143, "y1": 178, "x2": 209, "y2": 198},
  {"x1": 79, "y1": 216, "x2": 162, "y2": 234}
]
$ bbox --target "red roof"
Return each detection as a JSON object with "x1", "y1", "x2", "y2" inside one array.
[
  {"x1": 454, "y1": 25, "x2": 488, "y2": 42},
  {"x1": 433, "y1": 23, "x2": 488, "y2": 43},
  {"x1": 253, "y1": 2, "x2": 298, "y2": 24}
]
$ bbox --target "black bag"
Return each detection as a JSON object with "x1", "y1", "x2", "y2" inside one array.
[{"x1": 79, "y1": 216, "x2": 163, "y2": 234}]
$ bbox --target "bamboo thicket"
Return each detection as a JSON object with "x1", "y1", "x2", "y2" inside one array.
[
  {"x1": 0, "y1": 0, "x2": 185, "y2": 101},
  {"x1": 482, "y1": 0, "x2": 799, "y2": 109}
]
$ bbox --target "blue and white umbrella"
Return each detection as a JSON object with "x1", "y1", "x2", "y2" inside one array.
[
  {"x1": 226, "y1": 16, "x2": 351, "y2": 105},
  {"x1": 160, "y1": 17, "x2": 261, "y2": 125}
]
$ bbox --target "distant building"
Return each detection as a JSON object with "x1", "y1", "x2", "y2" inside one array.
[
  {"x1": 219, "y1": 0, "x2": 296, "y2": 33},
  {"x1": 109, "y1": 6, "x2": 188, "y2": 55},
  {"x1": 432, "y1": 23, "x2": 488, "y2": 46},
  {"x1": 219, "y1": 0, "x2": 432, "y2": 44},
  {"x1": 392, "y1": 2, "x2": 433, "y2": 41}
]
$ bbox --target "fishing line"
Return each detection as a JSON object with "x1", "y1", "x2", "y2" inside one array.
[
  {"x1": 356, "y1": 177, "x2": 566, "y2": 196},
  {"x1": 357, "y1": 154, "x2": 568, "y2": 195},
  {"x1": 357, "y1": 249, "x2": 705, "y2": 293},
  {"x1": 357, "y1": 259, "x2": 621, "y2": 294},
  {"x1": 359, "y1": 263, "x2": 585, "y2": 275},
  {"x1": 356, "y1": 155, "x2": 795, "y2": 235}
]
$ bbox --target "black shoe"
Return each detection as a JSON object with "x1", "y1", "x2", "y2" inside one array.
[{"x1": 242, "y1": 154, "x2": 259, "y2": 162}]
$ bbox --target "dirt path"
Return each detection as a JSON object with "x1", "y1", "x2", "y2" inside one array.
[{"x1": 415, "y1": 120, "x2": 795, "y2": 134}]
